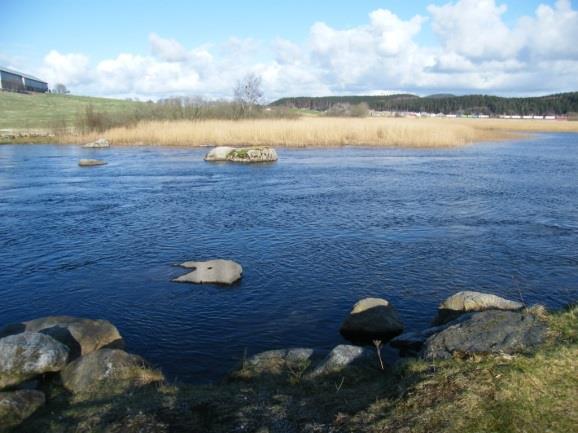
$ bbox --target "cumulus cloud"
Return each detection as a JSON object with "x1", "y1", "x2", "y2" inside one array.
[
  {"x1": 40, "y1": 50, "x2": 91, "y2": 87},
  {"x1": 35, "y1": 1, "x2": 578, "y2": 98}
]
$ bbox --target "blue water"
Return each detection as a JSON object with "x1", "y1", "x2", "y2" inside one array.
[{"x1": 1, "y1": 135, "x2": 577, "y2": 382}]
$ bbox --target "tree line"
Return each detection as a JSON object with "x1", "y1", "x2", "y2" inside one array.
[{"x1": 272, "y1": 92, "x2": 578, "y2": 116}]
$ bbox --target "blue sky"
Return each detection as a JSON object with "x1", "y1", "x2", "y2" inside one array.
[{"x1": 1, "y1": 1, "x2": 577, "y2": 99}]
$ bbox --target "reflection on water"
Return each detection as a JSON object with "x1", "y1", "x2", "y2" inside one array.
[{"x1": 1, "y1": 135, "x2": 577, "y2": 382}]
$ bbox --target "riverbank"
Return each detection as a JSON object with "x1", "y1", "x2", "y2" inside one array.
[
  {"x1": 7, "y1": 304, "x2": 576, "y2": 433},
  {"x1": 54, "y1": 117, "x2": 578, "y2": 148}
]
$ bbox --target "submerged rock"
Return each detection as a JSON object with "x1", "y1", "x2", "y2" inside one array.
[
  {"x1": 421, "y1": 310, "x2": 546, "y2": 360},
  {"x1": 0, "y1": 316, "x2": 124, "y2": 361},
  {"x1": 433, "y1": 291, "x2": 524, "y2": 325},
  {"x1": 0, "y1": 332, "x2": 69, "y2": 389},
  {"x1": 204, "y1": 146, "x2": 278, "y2": 163},
  {"x1": 60, "y1": 349, "x2": 164, "y2": 396},
  {"x1": 340, "y1": 298, "x2": 404, "y2": 343},
  {"x1": 78, "y1": 159, "x2": 107, "y2": 167},
  {"x1": 173, "y1": 259, "x2": 243, "y2": 285},
  {"x1": 83, "y1": 138, "x2": 109, "y2": 148},
  {"x1": 0, "y1": 390, "x2": 45, "y2": 429}
]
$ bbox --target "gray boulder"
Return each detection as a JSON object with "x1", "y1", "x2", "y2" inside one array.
[
  {"x1": 340, "y1": 298, "x2": 404, "y2": 342},
  {"x1": 204, "y1": 146, "x2": 278, "y2": 163},
  {"x1": 246, "y1": 348, "x2": 316, "y2": 367},
  {"x1": 83, "y1": 138, "x2": 109, "y2": 148},
  {"x1": 173, "y1": 259, "x2": 243, "y2": 285},
  {"x1": 421, "y1": 310, "x2": 546, "y2": 360},
  {"x1": 79, "y1": 159, "x2": 106, "y2": 167},
  {"x1": 0, "y1": 332, "x2": 69, "y2": 389},
  {"x1": 433, "y1": 291, "x2": 524, "y2": 325},
  {"x1": 0, "y1": 390, "x2": 45, "y2": 429},
  {"x1": 227, "y1": 147, "x2": 278, "y2": 163},
  {"x1": 0, "y1": 316, "x2": 124, "y2": 361},
  {"x1": 309, "y1": 345, "x2": 372, "y2": 377},
  {"x1": 60, "y1": 349, "x2": 164, "y2": 396}
]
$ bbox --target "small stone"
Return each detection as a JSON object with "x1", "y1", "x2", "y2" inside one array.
[{"x1": 79, "y1": 159, "x2": 107, "y2": 167}]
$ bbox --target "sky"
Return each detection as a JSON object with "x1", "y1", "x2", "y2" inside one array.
[{"x1": 1, "y1": 0, "x2": 577, "y2": 100}]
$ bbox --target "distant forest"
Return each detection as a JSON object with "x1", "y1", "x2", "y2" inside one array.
[{"x1": 271, "y1": 92, "x2": 578, "y2": 116}]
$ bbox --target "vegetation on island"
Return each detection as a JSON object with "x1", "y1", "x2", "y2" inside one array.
[{"x1": 11, "y1": 305, "x2": 577, "y2": 433}]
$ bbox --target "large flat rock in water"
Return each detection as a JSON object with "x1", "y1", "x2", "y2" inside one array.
[
  {"x1": 173, "y1": 259, "x2": 243, "y2": 285},
  {"x1": 83, "y1": 138, "x2": 109, "y2": 148},
  {"x1": 433, "y1": 291, "x2": 524, "y2": 325},
  {"x1": 204, "y1": 146, "x2": 278, "y2": 163},
  {"x1": 0, "y1": 332, "x2": 69, "y2": 389},
  {"x1": 421, "y1": 310, "x2": 546, "y2": 360}
]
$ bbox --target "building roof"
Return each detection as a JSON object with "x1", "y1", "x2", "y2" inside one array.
[{"x1": 0, "y1": 66, "x2": 47, "y2": 84}]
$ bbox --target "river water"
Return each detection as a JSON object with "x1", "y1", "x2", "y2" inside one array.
[{"x1": 1, "y1": 134, "x2": 577, "y2": 382}]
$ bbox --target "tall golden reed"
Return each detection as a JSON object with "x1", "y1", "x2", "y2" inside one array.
[{"x1": 61, "y1": 117, "x2": 578, "y2": 148}]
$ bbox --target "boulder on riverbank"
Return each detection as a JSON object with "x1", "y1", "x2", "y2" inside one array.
[
  {"x1": 79, "y1": 159, "x2": 107, "y2": 167},
  {"x1": 83, "y1": 138, "x2": 109, "y2": 148},
  {"x1": 204, "y1": 146, "x2": 278, "y2": 163},
  {"x1": 173, "y1": 259, "x2": 243, "y2": 285},
  {"x1": 421, "y1": 310, "x2": 546, "y2": 360},
  {"x1": 0, "y1": 316, "x2": 124, "y2": 361},
  {"x1": 309, "y1": 345, "x2": 373, "y2": 377},
  {"x1": 0, "y1": 390, "x2": 45, "y2": 429},
  {"x1": 0, "y1": 332, "x2": 69, "y2": 389},
  {"x1": 340, "y1": 298, "x2": 404, "y2": 343},
  {"x1": 433, "y1": 291, "x2": 524, "y2": 325},
  {"x1": 60, "y1": 349, "x2": 164, "y2": 396}
]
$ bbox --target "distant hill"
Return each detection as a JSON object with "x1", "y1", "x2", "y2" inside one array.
[{"x1": 271, "y1": 92, "x2": 578, "y2": 116}]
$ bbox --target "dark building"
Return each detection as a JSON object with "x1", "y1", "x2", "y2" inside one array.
[{"x1": 0, "y1": 67, "x2": 48, "y2": 93}]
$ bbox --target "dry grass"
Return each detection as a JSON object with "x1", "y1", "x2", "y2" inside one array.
[
  {"x1": 59, "y1": 117, "x2": 578, "y2": 148},
  {"x1": 50, "y1": 117, "x2": 538, "y2": 148}
]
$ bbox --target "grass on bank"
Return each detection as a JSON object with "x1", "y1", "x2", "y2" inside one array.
[
  {"x1": 0, "y1": 92, "x2": 140, "y2": 130},
  {"x1": 14, "y1": 305, "x2": 578, "y2": 433}
]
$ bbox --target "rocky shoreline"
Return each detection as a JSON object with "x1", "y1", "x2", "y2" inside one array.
[{"x1": 0, "y1": 290, "x2": 554, "y2": 430}]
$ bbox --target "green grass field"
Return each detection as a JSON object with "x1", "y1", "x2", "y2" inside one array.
[{"x1": 0, "y1": 91, "x2": 141, "y2": 130}]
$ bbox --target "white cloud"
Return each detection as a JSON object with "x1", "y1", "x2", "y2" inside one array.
[
  {"x1": 40, "y1": 50, "x2": 91, "y2": 87},
  {"x1": 428, "y1": 0, "x2": 522, "y2": 61},
  {"x1": 35, "y1": 1, "x2": 578, "y2": 98},
  {"x1": 149, "y1": 33, "x2": 191, "y2": 62}
]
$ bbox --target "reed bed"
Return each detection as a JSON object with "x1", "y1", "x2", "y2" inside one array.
[{"x1": 61, "y1": 117, "x2": 578, "y2": 148}]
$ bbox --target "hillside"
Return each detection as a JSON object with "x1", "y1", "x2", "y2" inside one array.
[
  {"x1": 0, "y1": 91, "x2": 142, "y2": 130},
  {"x1": 271, "y1": 92, "x2": 578, "y2": 116}
]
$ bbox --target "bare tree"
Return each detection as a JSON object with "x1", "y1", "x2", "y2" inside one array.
[
  {"x1": 234, "y1": 73, "x2": 263, "y2": 111},
  {"x1": 53, "y1": 83, "x2": 69, "y2": 94}
]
